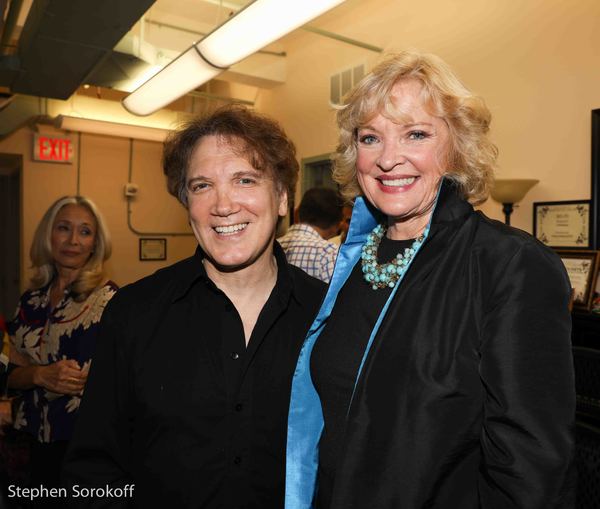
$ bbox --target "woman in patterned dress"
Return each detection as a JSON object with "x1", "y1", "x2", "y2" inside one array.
[{"x1": 7, "y1": 196, "x2": 117, "y2": 504}]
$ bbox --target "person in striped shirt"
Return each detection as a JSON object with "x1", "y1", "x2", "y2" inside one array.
[{"x1": 278, "y1": 187, "x2": 344, "y2": 283}]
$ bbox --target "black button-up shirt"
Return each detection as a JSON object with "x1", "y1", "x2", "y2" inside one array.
[{"x1": 63, "y1": 243, "x2": 325, "y2": 509}]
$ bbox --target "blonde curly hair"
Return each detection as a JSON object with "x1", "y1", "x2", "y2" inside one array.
[{"x1": 334, "y1": 51, "x2": 497, "y2": 205}]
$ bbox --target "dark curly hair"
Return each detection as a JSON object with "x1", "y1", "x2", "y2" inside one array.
[{"x1": 163, "y1": 105, "x2": 299, "y2": 207}]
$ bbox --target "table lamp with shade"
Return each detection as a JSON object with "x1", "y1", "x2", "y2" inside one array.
[{"x1": 490, "y1": 178, "x2": 539, "y2": 225}]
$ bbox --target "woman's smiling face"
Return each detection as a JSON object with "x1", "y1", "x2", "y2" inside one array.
[{"x1": 356, "y1": 79, "x2": 450, "y2": 239}]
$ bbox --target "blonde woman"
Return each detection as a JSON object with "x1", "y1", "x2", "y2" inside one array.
[
  {"x1": 286, "y1": 52, "x2": 574, "y2": 509},
  {"x1": 7, "y1": 196, "x2": 116, "y2": 504}
]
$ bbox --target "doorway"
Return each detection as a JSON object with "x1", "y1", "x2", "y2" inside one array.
[
  {"x1": 301, "y1": 154, "x2": 336, "y2": 194},
  {"x1": 288, "y1": 154, "x2": 337, "y2": 228},
  {"x1": 0, "y1": 154, "x2": 22, "y2": 320}
]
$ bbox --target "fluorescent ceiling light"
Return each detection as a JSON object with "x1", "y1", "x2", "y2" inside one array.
[
  {"x1": 122, "y1": 47, "x2": 221, "y2": 116},
  {"x1": 125, "y1": 64, "x2": 163, "y2": 94},
  {"x1": 56, "y1": 115, "x2": 170, "y2": 142},
  {"x1": 197, "y1": 0, "x2": 346, "y2": 68},
  {"x1": 123, "y1": 0, "x2": 346, "y2": 116}
]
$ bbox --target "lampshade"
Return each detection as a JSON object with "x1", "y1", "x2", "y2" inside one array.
[
  {"x1": 490, "y1": 179, "x2": 539, "y2": 204},
  {"x1": 56, "y1": 115, "x2": 170, "y2": 142},
  {"x1": 123, "y1": 0, "x2": 346, "y2": 116}
]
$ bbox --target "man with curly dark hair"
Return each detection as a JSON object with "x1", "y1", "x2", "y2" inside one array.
[{"x1": 63, "y1": 106, "x2": 325, "y2": 509}]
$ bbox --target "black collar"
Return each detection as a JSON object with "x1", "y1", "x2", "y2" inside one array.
[
  {"x1": 170, "y1": 241, "x2": 298, "y2": 305},
  {"x1": 430, "y1": 178, "x2": 474, "y2": 227}
]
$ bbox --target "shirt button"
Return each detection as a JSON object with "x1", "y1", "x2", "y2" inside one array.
[
  {"x1": 230, "y1": 351, "x2": 239, "y2": 360},
  {"x1": 235, "y1": 403, "x2": 243, "y2": 412},
  {"x1": 233, "y1": 456, "x2": 242, "y2": 465}
]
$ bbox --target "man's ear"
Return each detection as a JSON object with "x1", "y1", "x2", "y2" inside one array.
[{"x1": 278, "y1": 190, "x2": 289, "y2": 217}]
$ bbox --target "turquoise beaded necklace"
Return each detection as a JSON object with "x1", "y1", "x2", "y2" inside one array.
[{"x1": 361, "y1": 224, "x2": 425, "y2": 290}]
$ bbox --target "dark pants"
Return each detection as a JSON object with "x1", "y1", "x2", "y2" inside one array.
[
  {"x1": 0, "y1": 425, "x2": 34, "y2": 509},
  {"x1": 21, "y1": 440, "x2": 69, "y2": 509}
]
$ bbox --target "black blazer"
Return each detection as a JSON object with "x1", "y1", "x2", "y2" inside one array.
[{"x1": 289, "y1": 182, "x2": 575, "y2": 509}]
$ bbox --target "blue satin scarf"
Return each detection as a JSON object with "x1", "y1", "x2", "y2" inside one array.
[{"x1": 285, "y1": 185, "x2": 442, "y2": 508}]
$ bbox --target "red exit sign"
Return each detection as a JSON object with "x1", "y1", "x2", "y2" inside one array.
[{"x1": 33, "y1": 134, "x2": 74, "y2": 163}]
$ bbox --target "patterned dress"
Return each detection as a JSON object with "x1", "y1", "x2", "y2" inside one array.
[{"x1": 8, "y1": 280, "x2": 117, "y2": 443}]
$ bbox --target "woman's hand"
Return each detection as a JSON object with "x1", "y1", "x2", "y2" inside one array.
[
  {"x1": 9, "y1": 346, "x2": 88, "y2": 395},
  {"x1": 33, "y1": 359, "x2": 88, "y2": 395}
]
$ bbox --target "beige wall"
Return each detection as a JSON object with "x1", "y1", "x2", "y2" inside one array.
[
  {"x1": 3, "y1": 0, "x2": 600, "y2": 295},
  {"x1": 0, "y1": 126, "x2": 197, "y2": 293},
  {"x1": 257, "y1": 0, "x2": 600, "y2": 232}
]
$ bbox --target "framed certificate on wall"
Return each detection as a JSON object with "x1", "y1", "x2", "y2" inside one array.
[
  {"x1": 533, "y1": 200, "x2": 592, "y2": 249},
  {"x1": 556, "y1": 250, "x2": 599, "y2": 310},
  {"x1": 139, "y1": 238, "x2": 167, "y2": 261}
]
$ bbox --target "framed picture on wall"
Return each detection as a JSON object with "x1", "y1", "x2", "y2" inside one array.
[
  {"x1": 139, "y1": 238, "x2": 167, "y2": 261},
  {"x1": 556, "y1": 250, "x2": 599, "y2": 310},
  {"x1": 591, "y1": 109, "x2": 600, "y2": 249},
  {"x1": 592, "y1": 271, "x2": 600, "y2": 314},
  {"x1": 533, "y1": 200, "x2": 592, "y2": 249}
]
